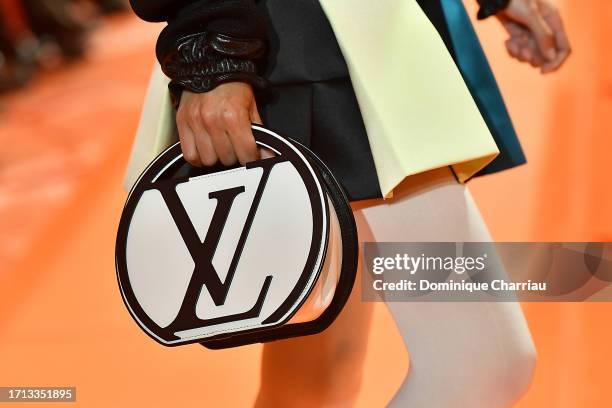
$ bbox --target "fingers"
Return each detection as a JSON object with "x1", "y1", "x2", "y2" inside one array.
[
  {"x1": 250, "y1": 101, "x2": 263, "y2": 125},
  {"x1": 502, "y1": 19, "x2": 545, "y2": 67},
  {"x1": 540, "y1": 7, "x2": 571, "y2": 73},
  {"x1": 502, "y1": 19, "x2": 532, "y2": 62},
  {"x1": 176, "y1": 84, "x2": 261, "y2": 167},
  {"x1": 500, "y1": 0, "x2": 571, "y2": 73},
  {"x1": 185, "y1": 103, "x2": 217, "y2": 166},
  {"x1": 224, "y1": 107, "x2": 259, "y2": 165},
  {"x1": 507, "y1": 37, "x2": 547, "y2": 67},
  {"x1": 506, "y1": 38, "x2": 519, "y2": 57},
  {"x1": 251, "y1": 104, "x2": 274, "y2": 160},
  {"x1": 176, "y1": 120, "x2": 203, "y2": 167},
  {"x1": 192, "y1": 125, "x2": 217, "y2": 167},
  {"x1": 523, "y1": 10, "x2": 557, "y2": 61},
  {"x1": 203, "y1": 109, "x2": 238, "y2": 166}
]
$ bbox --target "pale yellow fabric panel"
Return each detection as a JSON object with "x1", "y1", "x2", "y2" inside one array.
[
  {"x1": 319, "y1": 0, "x2": 499, "y2": 197},
  {"x1": 123, "y1": 63, "x2": 177, "y2": 191},
  {"x1": 124, "y1": 1, "x2": 499, "y2": 196}
]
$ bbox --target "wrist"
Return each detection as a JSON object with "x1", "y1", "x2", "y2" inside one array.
[{"x1": 161, "y1": 31, "x2": 268, "y2": 107}]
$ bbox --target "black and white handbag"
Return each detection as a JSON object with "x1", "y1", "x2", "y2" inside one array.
[{"x1": 115, "y1": 125, "x2": 358, "y2": 349}]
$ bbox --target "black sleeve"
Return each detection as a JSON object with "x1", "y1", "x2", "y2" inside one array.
[
  {"x1": 129, "y1": 0, "x2": 268, "y2": 105},
  {"x1": 476, "y1": 0, "x2": 511, "y2": 20}
]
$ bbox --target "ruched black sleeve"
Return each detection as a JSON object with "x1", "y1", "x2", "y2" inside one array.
[
  {"x1": 476, "y1": 0, "x2": 511, "y2": 20},
  {"x1": 129, "y1": 0, "x2": 268, "y2": 106}
]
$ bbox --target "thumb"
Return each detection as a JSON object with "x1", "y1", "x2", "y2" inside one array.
[{"x1": 525, "y1": 12, "x2": 557, "y2": 61}]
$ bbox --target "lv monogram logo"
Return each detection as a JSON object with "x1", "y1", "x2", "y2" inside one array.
[{"x1": 151, "y1": 160, "x2": 284, "y2": 333}]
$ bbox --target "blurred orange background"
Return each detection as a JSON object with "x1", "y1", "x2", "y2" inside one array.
[{"x1": 0, "y1": 1, "x2": 610, "y2": 406}]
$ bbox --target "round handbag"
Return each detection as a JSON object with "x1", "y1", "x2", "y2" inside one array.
[{"x1": 115, "y1": 125, "x2": 358, "y2": 348}]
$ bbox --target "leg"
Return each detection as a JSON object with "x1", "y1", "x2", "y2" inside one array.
[
  {"x1": 358, "y1": 168, "x2": 536, "y2": 407},
  {"x1": 386, "y1": 301, "x2": 536, "y2": 408},
  {"x1": 255, "y1": 211, "x2": 376, "y2": 408}
]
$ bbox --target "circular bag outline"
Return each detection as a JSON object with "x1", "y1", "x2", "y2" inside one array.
[{"x1": 116, "y1": 126, "x2": 330, "y2": 346}]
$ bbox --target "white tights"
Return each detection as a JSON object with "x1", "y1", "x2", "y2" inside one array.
[{"x1": 353, "y1": 167, "x2": 536, "y2": 408}]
